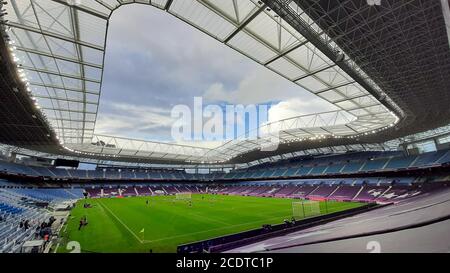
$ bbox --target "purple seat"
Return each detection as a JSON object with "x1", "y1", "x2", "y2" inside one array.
[{"x1": 328, "y1": 186, "x2": 362, "y2": 201}]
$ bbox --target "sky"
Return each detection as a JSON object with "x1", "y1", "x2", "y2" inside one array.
[{"x1": 95, "y1": 4, "x2": 336, "y2": 147}]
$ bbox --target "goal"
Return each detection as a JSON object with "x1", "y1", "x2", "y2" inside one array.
[
  {"x1": 175, "y1": 192, "x2": 192, "y2": 200},
  {"x1": 292, "y1": 200, "x2": 321, "y2": 219}
]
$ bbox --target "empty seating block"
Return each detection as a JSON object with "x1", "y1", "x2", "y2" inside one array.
[
  {"x1": 411, "y1": 150, "x2": 448, "y2": 167},
  {"x1": 309, "y1": 165, "x2": 327, "y2": 175},
  {"x1": 384, "y1": 156, "x2": 416, "y2": 169},
  {"x1": 341, "y1": 162, "x2": 363, "y2": 173},
  {"x1": 362, "y1": 158, "x2": 388, "y2": 171},
  {"x1": 325, "y1": 164, "x2": 345, "y2": 174}
]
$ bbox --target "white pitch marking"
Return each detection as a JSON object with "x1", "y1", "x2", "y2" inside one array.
[
  {"x1": 142, "y1": 215, "x2": 293, "y2": 244},
  {"x1": 99, "y1": 201, "x2": 144, "y2": 244}
]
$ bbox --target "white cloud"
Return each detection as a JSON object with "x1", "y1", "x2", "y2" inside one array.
[
  {"x1": 203, "y1": 69, "x2": 303, "y2": 105},
  {"x1": 95, "y1": 102, "x2": 175, "y2": 140},
  {"x1": 202, "y1": 69, "x2": 339, "y2": 115},
  {"x1": 96, "y1": 4, "x2": 338, "y2": 143},
  {"x1": 268, "y1": 97, "x2": 338, "y2": 123}
]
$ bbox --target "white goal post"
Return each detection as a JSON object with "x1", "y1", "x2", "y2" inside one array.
[
  {"x1": 292, "y1": 200, "x2": 321, "y2": 219},
  {"x1": 175, "y1": 192, "x2": 192, "y2": 200}
]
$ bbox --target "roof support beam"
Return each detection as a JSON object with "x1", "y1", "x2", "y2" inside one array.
[
  {"x1": 52, "y1": 127, "x2": 94, "y2": 131},
  {"x1": 293, "y1": 63, "x2": 338, "y2": 82},
  {"x1": 33, "y1": 95, "x2": 98, "y2": 105},
  {"x1": 94, "y1": 0, "x2": 115, "y2": 11},
  {"x1": 264, "y1": 40, "x2": 308, "y2": 65},
  {"x1": 15, "y1": 46, "x2": 103, "y2": 69},
  {"x1": 22, "y1": 66, "x2": 101, "y2": 83},
  {"x1": 4, "y1": 22, "x2": 105, "y2": 51},
  {"x1": 333, "y1": 93, "x2": 371, "y2": 104},
  {"x1": 314, "y1": 81, "x2": 356, "y2": 94},
  {"x1": 262, "y1": 0, "x2": 399, "y2": 117},
  {"x1": 41, "y1": 107, "x2": 97, "y2": 114},
  {"x1": 29, "y1": 82, "x2": 99, "y2": 95},
  {"x1": 50, "y1": 0, "x2": 110, "y2": 20},
  {"x1": 164, "y1": 0, "x2": 174, "y2": 11},
  {"x1": 224, "y1": 4, "x2": 267, "y2": 44},
  {"x1": 49, "y1": 118, "x2": 95, "y2": 123}
]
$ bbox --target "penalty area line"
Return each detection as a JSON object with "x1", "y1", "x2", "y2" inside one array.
[
  {"x1": 99, "y1": 201, "x2": 144, "y2": 244},
  {"x1": 142, "y1": 214, "x2": 293, "y2": 244}
]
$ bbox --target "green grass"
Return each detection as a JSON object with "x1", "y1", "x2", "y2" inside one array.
[{"x1": 57, "y1": 194, "x2": 363, "y2": 253}]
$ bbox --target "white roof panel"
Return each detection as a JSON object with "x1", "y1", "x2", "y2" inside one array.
[{"x1": 3, "y1": 0, "x2": 397, "y2": 163}]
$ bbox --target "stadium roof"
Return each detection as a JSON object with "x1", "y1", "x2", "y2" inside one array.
[{"x1": 0, "y1": 0, "x2": 449, "y2": 164}]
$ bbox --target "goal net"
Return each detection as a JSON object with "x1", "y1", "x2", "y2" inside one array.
[
  {"x1": 292, "y1": 200, "x2": 321, "y2": 219},
  {"x1": 175, "y1": 192, "x2": 192, "y2": 200}
]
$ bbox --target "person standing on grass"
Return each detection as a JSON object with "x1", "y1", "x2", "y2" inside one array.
[
  {"x1": 78, "y1": 216, "x2": 88, "y2": 230},
  {"x1": 78, "y1": 218, "x2": 83, "y2": 231}
]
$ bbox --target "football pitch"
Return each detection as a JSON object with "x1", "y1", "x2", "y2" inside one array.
[{"x1": 57, "y1": 194, "x2": 363, "y2": 253}]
